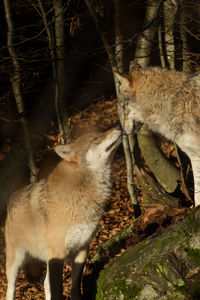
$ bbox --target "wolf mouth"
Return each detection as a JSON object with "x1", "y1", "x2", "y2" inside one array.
[{"x1": 105, "y1": 134, "x2": 122, "y2": 152}]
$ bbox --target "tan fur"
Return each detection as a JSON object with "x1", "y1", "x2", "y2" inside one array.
[
  {"x1": 116, "y1": 67, "x2": 200, "y2": 206},
  {"x1": 5, "y1": 127, "x2": 122, "y2": 300}
]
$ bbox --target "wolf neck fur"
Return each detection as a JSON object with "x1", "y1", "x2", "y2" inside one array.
[{"x1": 47, "y1": 160, "x2": 112, "y2": 207}]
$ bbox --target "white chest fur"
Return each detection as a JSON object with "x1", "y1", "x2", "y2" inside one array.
[{"x1": 65, "y1": 221, "x2": 98, "y2": 255}]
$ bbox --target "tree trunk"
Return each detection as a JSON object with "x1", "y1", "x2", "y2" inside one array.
[
  {"x1": 96, "y1": 207, "x2": 200, "y2": 300},
  {"x1": 114, "y1": 0, "x2": 124, "y2": 72},
  {"x1": 54, "y1": 0, "x2": 69, "y2": 144},
  {"x1": 134, "y1": 0, "x2": 162, "y2": 67},
  {"x1": 85, "y1": 0, "x2": 140, "y2": 216},
  {"x1": 3, "y1": 0, "x2": 38, "y2": 184},
  {"x1": 163, "y1": 0, "x2": 179, "y2": 69},
  {"x1": 179, "y1": 3, "x2": 192, "y2": 72},
  {"x1": 113, "y1": 0, "x2": 140, "y2": 215}
]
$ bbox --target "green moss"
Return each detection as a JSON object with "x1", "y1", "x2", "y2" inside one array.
[
  {"x1": 185, "y1": 248, "x2": 200, "y2": 265},
  {"x1": 165, "y1": 279, "x2": 186, "y2": 299},
  {"x1": 184, "y1": 208, "x2": 199, "y2": 233},
  {"x1": 166, "y1": 291, "x2": 186, "y2": 300},
  {"x1": 111, "y1": 275, "x2": 141, "y2": 300},
  {"x1": 96, "y1": 270, "x2": 141, "y2": 300},
  {"x1": 155, "y1": 261, "x2": 170, "y2": 278},
  {"x1": 95, "y1": 208, "x2": 200, "y2": 300}
]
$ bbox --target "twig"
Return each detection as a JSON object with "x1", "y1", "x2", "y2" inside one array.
[{"x1": 85, "y1": 0, "x2": 140, "y2": 217}]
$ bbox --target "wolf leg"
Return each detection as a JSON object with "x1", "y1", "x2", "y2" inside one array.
[
  {"x1": 44, "y1": 258, "x2": 64, "y2": 300},
  {"x1": 24, "y1": 255, "x2": 44, "y2": 282},
  {"x1": 190, "y1": 156, "x2": 200, "y2": 207},
  {"x1": 71, "y1": 248, "x2": 88, "y2": 300},
  {"x1": 6, "y1": 247, "x2": 25, "y2": 300},
  {"x1": 177, "y1": 134, "x2": 200, "y2": 207}
]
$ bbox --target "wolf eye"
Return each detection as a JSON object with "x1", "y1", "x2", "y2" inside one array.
[
  {"x1": 119, "y1": 100, "x2": 124, "y2": 107},
  {"x1": 92, "y1": 136, "x2": 101, "y2": 145}
]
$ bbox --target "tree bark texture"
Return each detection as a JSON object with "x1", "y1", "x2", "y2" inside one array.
[
  {"x1": 3, "y1": 0, "x2": 38, "y2": 184},
  {"x1": 114, "y1": 0, "x2": 124, "y2": 73},
  {"x1": 54, "y1": 0, "x2": 69, "y2": 144},
  {"x1": 134, "y1": 0, "x2": 162, "y2": 67},
  {"x1": 179, "y1": 4, "x2": 192, "y2": 72},
  {"x1": 163, "y1": 0, "x2": 179, "y2": 69},
  {"x1": 96, "y1": 207, "x2": 200, "y2": 300}
]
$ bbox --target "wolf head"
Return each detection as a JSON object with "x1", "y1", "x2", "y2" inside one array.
[
  {"x1": 55, "y1": 127, "x2": 122, "y2": 169},
  {"x1": 115, "y1": 72, "x2": 137, "y2": 135}
]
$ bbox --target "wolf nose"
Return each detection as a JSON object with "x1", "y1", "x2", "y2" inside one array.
[{"x1": 116, "y1": 123, "x2": 122, "y2": 130}]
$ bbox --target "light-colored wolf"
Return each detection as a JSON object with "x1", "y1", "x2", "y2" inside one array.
[
  {"x1": 5, "y1": 127, "x2": 122, "y2": 300},
  {"x1": 115, "y1": 66, "x2": 200, "y2": 207}
]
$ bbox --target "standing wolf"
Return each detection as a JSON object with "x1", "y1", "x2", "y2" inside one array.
[
  {"x1": 5, "y1": 127, "x2": 122, "y2": 300},
  {"x1": 115, "y1": 66, "x2": 200, "y2": 207}
]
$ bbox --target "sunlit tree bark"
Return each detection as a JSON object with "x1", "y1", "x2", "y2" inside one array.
[
  {"x1": 134, "y1": 0, "x2": 162, "y2": 67},
  {"x1": 163, "y1": 0, "x2": 179, "y2": 69}
]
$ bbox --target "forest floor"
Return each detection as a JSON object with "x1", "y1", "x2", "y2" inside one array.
[{"x1": 0, "y1": 97, "x2": 191, "y2": 299}]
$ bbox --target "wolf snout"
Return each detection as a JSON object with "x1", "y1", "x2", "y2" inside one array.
[{"x1": 115, "y1": 123, "x2": 122, "y2": 131}]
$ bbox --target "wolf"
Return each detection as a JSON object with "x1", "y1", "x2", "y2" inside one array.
[
  {"x1": 115, "y1": 66, "x2": 200, "y2": 207},
  {"x1": 5, "y1": 127, "x2": 122, "y2": 300}
]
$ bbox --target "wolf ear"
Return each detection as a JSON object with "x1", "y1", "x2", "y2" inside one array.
[
  {"x1": 114, "y1": 72, "x2": 131, "y2": 90},
  {"x1": 55, "y1": 144, "x2": 75, "y2": 161}
]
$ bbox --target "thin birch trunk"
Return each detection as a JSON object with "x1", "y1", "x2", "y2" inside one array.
[
  {"x1": 114, "y1": 0, "x2": 141, "y2": 216},
  {"x1": 85, "y1": 0, "x2": 140, "y2": 216},
  {"x1": 163, "y1": 0, "x2": 179, "y2": 69},
  {"x1": 158, "y1": 24, "x2": 167, "y2": 68},
  {"x1": 54, "y1": 0, "x2": 68, "y2": 144},
  {"x1": 3, "y1": 0, "x2": 38, "y2": 183},
  {"x1": 135, "y1": 0, "x2": 162, "y2": 67},
  {"x1": 180, "y1": 4, "x2": 191, "y2": 72},
  {"x1": 37, "y1": 0, "x2": 56, "y2": 76},
  {"x1": 38, "y1": 0, "x2": 67, "y2": 145},
  {"x1": 113, "y1": 0, "x2": 123, "y2": 72}
]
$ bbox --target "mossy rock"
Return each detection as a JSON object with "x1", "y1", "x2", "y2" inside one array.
[{"x1": 95, "y1": 207, "x2": 200, "y2": 299}]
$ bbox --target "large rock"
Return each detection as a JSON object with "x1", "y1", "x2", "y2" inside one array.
[{"x1": 96, "y1": 207, "x2": 200, "y2": 300}]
